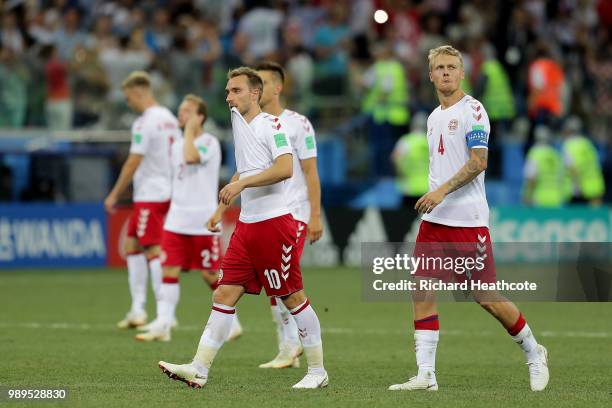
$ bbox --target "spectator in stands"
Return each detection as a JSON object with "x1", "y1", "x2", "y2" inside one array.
[
  {"x1": 41, "y1": 44, "x2": 72, "y2": 130},
  {"x1": 416, "y1": 13, "x2": 446, "y2": 110},
  {"x1": 362, "y1": 41, "x2": 410, "y2": 177},
  {"x1": 148, "y1": 56, "x2": 177, "y2": 112},
  {"x1": 282, "y1": 15, "x2": 314, "y2": 114},
  {"x1": 195, "y1": 0, "x2": 244, "y2": 37},
  {"x1": 193, "y1": 18, "x2": 222, "y2": 92},
  {"x1": 586, "y1": 29, "x2": 612, "y2": 144},
  {"x1": 561, "y1": 116, "x2": 606, "y2": 206},
  {"x1": 99, "y1": 31, "x2": 152, "y2": 128},
  {"x1": 169, "y1": 32, "x2": 203, "y2": 108},
  {"x1": 417, "y1": 13, "x2": 446, "y2": 63},
  {"x1": 503, "y1": 5, "x2": 535, "y2": 107},
  {"x1": 144, "y1": 9, "x2": 174, "y2": 54},
  {"x1": 27, "y1": 8, "x2": 59, "y2": 46},
  {"x1": 0, "y1": 45, "x2": 27, "y2": 128},
  {"x1": 23, "y1": 43, "x2": 47, "y2": 127},
  {"x1": 70, "y1": 45, "x2": 110, "y2": 127},
  {"x1": 285, "y1": 0, "x2": 326, "y2": 50},
  {"x1": 232, "y1": 0, "x2": 284, "y2": 64},
  {"x1": 386, "y1": 0, "x2": 422, "y2": 64},
  {"x1": 523, "y1": 126, "x2": 566, "y2": 208},
  {"x1": 54, "y1": 8, "x2": 88, "y2": 61},
  {"x1": 391, "y1": 112, "x2": 429, "y2": 209},
  {"x1": 527, "y1": 42, "x2": 567, "y2": 127},
  {"x1": 88, "y1": 15, "x2": 117, "y2": 53},
  {"x1": 1, "y1": 11, "x2": 25, "y2": 54},
  {"x1": 312, "y1": 3, "x2": 351, "y2": 96},
  {"x1": 473, "y1": 42, "x2": 516, "y2": 178}
]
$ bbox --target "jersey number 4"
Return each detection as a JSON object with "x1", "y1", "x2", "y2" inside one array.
[{"x1": 437, "y1": 134, "x2": 445, "y2": 155}]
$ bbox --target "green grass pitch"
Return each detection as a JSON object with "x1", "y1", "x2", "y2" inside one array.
[{"x1": 1, "y1": 267, "x2": 611, "y2": 407}]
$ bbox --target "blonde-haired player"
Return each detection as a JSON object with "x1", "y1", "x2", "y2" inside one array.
[
  {"x1": 389, "y1": 46, "x2": 549, "y2": 392},
  {"x1": 105, "y1": 71, "x2": 179, "y2": 329}
]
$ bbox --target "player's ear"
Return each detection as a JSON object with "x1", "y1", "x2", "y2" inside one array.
[{"x1": 429, "y1": 70, "x2": 434, "y2": 83}]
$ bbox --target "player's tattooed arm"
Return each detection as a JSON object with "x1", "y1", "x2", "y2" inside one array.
[
  {"x1": 443, "y1": 148, "x2": 488, "y2": 194},
  {"x1": 415, "y1": 148, "x2": 487, "y2": 214}
]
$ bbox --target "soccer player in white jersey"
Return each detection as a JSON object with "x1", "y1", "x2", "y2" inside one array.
[
  {"x1": 104, "y1": 71, "x2": 180, "y2": 330},
  {"x1": 255, "y1": 61, "x2": 323, "y2": 369},
  {"x1": 135, "y1": 94, "x2": 242, "y2": 342},
  {"x1": 158, "y1": 67, "x2": 328, "y2": 389},
  {"x1": 388, "y1": 46, "x2": 549, "y2": 392}
]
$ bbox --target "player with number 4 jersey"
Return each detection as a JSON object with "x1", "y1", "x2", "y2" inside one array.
[{"x1": 388, "y1": 45, "x2": 549, "y2": 393}]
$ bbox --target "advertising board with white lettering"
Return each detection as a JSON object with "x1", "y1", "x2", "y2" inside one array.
[{"x1": 0, "y1": 204, "x2": 107, "y2": 267}]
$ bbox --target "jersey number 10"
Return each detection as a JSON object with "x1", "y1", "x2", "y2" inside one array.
[{"x1": 264, "y1": 269, "x2": 282, "y2": 289}]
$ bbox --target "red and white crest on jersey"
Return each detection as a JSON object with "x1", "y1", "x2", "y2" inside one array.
[{"x1": 448, "y1": 119, "x2": 458, "y2": 131}]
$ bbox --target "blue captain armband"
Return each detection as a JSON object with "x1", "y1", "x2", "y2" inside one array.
[{"x1": 466, "y1": 129, "x2": 488, "y2": 148}]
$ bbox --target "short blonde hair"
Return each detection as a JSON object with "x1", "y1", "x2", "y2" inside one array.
[
  {"x1": 227, "y1": 67, "x2": 263, "y2": 102},
  {"x1": 182, "y1": 94, "x2": 208, "y2": 124},
  {"x1": 121, "y1": 71, "x2": 151, "y2": 89},
  {"x1": 428, "y1": 45, "x2": 464, "y2": 71}
]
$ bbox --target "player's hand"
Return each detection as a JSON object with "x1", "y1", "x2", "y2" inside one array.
[
  {"x1": 415, "y1": 189, "x2": 446, "y2": 214},
  {"x1": 104, "y1": 193, "x2": 117, "y2": 213},
  {"x1": 207, "y1": 212, "x2": 222, "y2": 232},
  {"x1": 185, "y1": 115, "x2": 200, "y2": 134},
  {"x1": 307, "y1": 215, "x2": 323, "y2": 244},
  {"x1": 219, "y1": 180, "x2": 244, "y2": 205}
]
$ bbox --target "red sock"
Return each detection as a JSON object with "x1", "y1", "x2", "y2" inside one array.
[
  {"x1": 507, "y1": 313, "x2": 526, "y2": 336},
  {"x1": 162, "y1": 277, "x2": 179, "y2": 284},
  {"x1": 414, "y1": 314, "x2": 439, "y2": 330}
]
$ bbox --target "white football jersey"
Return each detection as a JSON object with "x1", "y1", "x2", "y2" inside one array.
[
  {"x1": 280, "y1": 109, "x2": 317, "y2": 224},
  {"x1": 164, "y1": 132, "x2": 221, "y2": 235},
  {"x1": 422, "y1": 95, "x2": 490, "y2": 227},
  {"x1": 231, "y1": 107, "x2": 293, "y2": 223},
  {"x1": 129, "y1": 105, "x2": 180, "y2": 202}
]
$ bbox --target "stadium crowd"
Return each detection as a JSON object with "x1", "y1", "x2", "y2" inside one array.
[{"x1": 0, "y1": 0, "x2": 610, "y2": 201}]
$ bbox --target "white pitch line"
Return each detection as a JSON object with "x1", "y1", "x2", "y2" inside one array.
[{"x1": 0, "y1": 322, "x2": 609, "y2": 338}]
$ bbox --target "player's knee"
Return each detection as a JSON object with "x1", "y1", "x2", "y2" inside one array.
[
  {"x1": 281, "y1": 290, "x2": 306, "y2": 310},
  {"x1": 144, "y1": 245, "x2": 161, "y2": 260},
  {"x1": 211, "y1": 285, "x2": 240, "y2": 307},
  {"x1": 124, "y1": 237, "x2": 140, "y2": 255},
  {"x1": 211, "y1": 288, "x2": 227, "y2": 305},
  {"x1": 163, "y1": 266, "x2": 180, "y2": 279}
]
